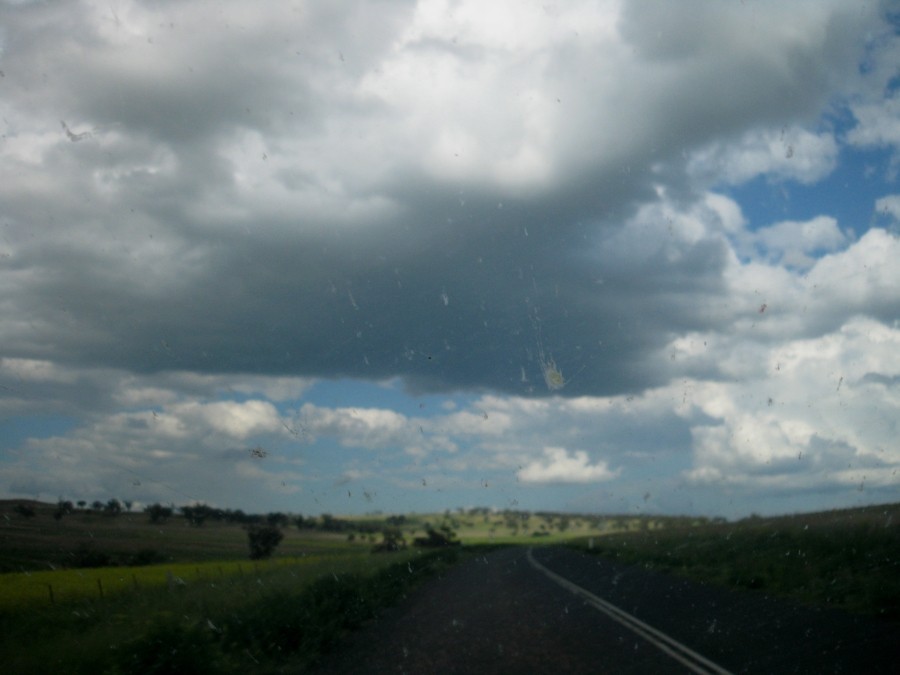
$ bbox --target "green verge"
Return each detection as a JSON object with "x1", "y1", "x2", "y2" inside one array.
[
  {"x1": 569, "y1": 513, "x2": 900, "y2": 621},
  {"x1": 1, "y1": 547, "x2": 463, "y2": 675}
]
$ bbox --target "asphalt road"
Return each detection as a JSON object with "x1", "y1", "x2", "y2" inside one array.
[{"x1": 311, "y1": 546, "x2": 898, "y2": 674}]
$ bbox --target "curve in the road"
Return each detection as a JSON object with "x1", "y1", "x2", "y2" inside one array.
[{"x1": 527, "y1": 547, "x2": 732, "y2": 675}]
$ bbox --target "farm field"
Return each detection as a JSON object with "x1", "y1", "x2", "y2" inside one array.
[
  {"x1": 1, "y1": 499, "x2": 633, "y2": 673},
  {"x1": 570, "y1": 501, "x2": 900, "y2": 621},
  {"x1": 4, "y1": 499, "x2": 897, "y2": 672},
  {"x1": 0, "y1": 500, "x2": 684, "y2": 574}
]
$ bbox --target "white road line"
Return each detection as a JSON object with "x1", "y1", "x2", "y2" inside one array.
[{"x1": 527, "y1": 548, "x2": 733, "y2": 675}]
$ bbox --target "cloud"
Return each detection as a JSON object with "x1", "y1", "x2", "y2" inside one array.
[
  {"x1": 518, "y1": 447, "x2": 618, "y2": 484},
  {"x1": 739, "y1": 215, "x2": 849, "y2": 270},
  {"x1": 688, "y1": 127, "x2": 839, "y2": 186},
  {"x1": 681, "y1": 315, "x2": 900, "y2": 491},
  {"x1": 0, "y1": 0, "x2": 887, "y2": 399},
  {"x1": 1, "y1": 1, "x2": 899, "y2": 517},
  {"x1": 848, "y1": 92, "x2": 900, "y2": 149},
  {"x1": 875, "y1": 194, "x2": 900, "y2": 223}
]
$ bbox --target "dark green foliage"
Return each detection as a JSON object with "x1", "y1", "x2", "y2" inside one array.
[
  {"x1": 53, "y1": 500, "x2": 75, "y2": 520},
  {"x1": 220, "y1": 548, "x2": 460, "y2": 667},
  {"x1": 266, "y1": 511, "x2": 289, "y2": 527},
  {"x1": 577, "y1": 512, "x2": 900, "y2": 620},
  {"x1": 13, "y1": 503, "x2": 36, "y2": 518},
  {"x1": 372, "y1": 526, "x2": 406, "y2": 552},
  {"x1": 127, "y1": 548, "x2": 167, "y2": 566},
  {"x1": 145, "y1": 502, "x2": 173, "y2": 523},
  {"x1": 246, "y1": 524, "x2": 284, "y2": 560},
  {"x1": 414, "y1": 526, "x2": 461, "y2": 548},
  {"x1": 104, "y1": 498, "x2": 123, "y2": 516},
  {"x1": 70, "y1": 542, "x2": 112, "y2": 568},
  {"x1": 67, "y1": 544, "x2": 165, "y2": 569},
  {"x1": 181, "y1": 503, "x2": 212, "y2": 526},
  {"x1": 114, "y1": 620, "x2": 223, "y2": 675}
]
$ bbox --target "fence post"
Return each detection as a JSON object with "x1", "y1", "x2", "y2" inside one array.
[
  {"x1": 97, "y1": 578, "x2": 104, "y2": 598},
  {"x1": 132, "y1": 574, "x2": 139, "y2": 589},
  {"x1": 48, "y1": 584, "x2": 54, "y2": 604}
]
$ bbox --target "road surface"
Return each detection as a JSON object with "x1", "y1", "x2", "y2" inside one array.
[{"x1": 311, "y1": 546, "x2": 897, "y2": 673}]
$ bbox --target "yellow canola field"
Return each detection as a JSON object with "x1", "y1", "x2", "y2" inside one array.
[{"x1": 0, "y1": 555, "x2": 334, "y2": 611}]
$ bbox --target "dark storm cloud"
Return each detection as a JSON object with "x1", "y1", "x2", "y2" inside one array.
[{"x1": 0, "y1": 0, "x2": 888, "y2": 399}]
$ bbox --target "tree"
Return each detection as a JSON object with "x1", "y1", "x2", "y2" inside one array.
[
  {"x1": 181, "y1": 503, "x2": 213, "y2": 526},
  {"x1": 53, "y1": 499, "x2": 74, "y2": 521},
  {"x1": 413, "y1": 526, "x2": 460, "y2": 548},
  {"x1": 104, "y1": 498, "x2": 122, "y2": 516},
  {"x1": 145, "y1": 503, "x2": 173, "y2": 523},
  {"x1": 266, "y1": 511, "x2": 289, "y2": 527},
  {"x1": 373, "y1": 526, "x2": 406, "y2": 552},
  {"x1": 77, "y1": 500, "x2": 86, "y2": 509},
  {"x1": 123, "y1": 500, "x2": 133, "y2": 512},
  {"x1": 91, "y1": 500, "x2": 104, "y2": 511},
  {"x1": 247, "y1": 525, "x2": 284, "y2": 560}
]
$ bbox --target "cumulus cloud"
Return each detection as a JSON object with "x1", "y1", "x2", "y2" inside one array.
[
  {"x1": 518, "y1": 447, "x2": 619, "y2": 484},
  {"x1": 848, "y1": 92, "x2": 900, "y2": 149},
  {"x1": 1, "y1": 0, "x2": 899, "y2": 517},
  {"x1": 688, "y1": 127, "x2": 839, "y2": 187},
  {"x1": 739, "y1": 215, "x2": 849, "y2": 270}
]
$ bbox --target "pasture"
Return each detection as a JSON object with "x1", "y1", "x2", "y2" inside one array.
[{"x1": 570, "y1": 502, "x2": 900, "y2": 621}]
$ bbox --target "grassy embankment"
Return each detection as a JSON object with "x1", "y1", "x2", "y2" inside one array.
[
  {"x1": 0, "y1": 503, "x2": 468, "y2": 674},
  {"x1": 570, "y1": 502, "x2": 900, "y2": 621}
]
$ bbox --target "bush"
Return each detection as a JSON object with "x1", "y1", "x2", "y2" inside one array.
[
  {"x1": 145, "y1": 503, "x2": 173, "y2": 523},
  {"x1": 114, "y1": 620, "x2": 223, "y2": 675},
  {"x1": 247, "y1": 524, "x2": 284, "y2": 559},
  {"x1": 13, "y1": 503, "x2": 35, "y2": 518},
  {"x1": 127, "y1": 548, "x2": 167, "y2": 566},
  {"x1": 69, "y1": 543, "x2": 113, "y2": 568},
  {"x1": 414, "y1": 527, "x2": 461, "y2": 548},
  {"x1": 372, "y1": 526, "x2": 406, "y2": 553}
]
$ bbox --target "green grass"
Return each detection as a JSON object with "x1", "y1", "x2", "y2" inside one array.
[
  {"x1": 1, "y1": 547, "x2": 462, "y2": 674},
  {"x1": 0, "y1": 506, "x2": 370, "y2": 573},
  {"x1": 0, "y1": 553, "x2": 366, "y2": 610},
  {"x1": 570, "y1": 503, "x2": 900, "y2": 621}
]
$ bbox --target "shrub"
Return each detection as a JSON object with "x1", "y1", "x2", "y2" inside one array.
[
  {"x1": 414, "y1": 527, "x2": 461, "y2": 548},
  {"x1": 372, "y1": 526, "x2": 406, "y2": 553},
  {"x1": 145, "y1": 503, "x2": 173, "y2": 523},
  {"x1": 247, "y1": 524, "x2": 284, "y2": 560},
  {"x1": 70, "y1": 543, "x2": 112, "y2": 568},
  {"x1": 13, "y1": 503, "x2": 36, "y2": 518},
  {"x1": 114, "y1": 620, "x2": 223, "y2": 675}
]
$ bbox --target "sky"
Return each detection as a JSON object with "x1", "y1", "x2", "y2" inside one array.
[{"x1": 1, "y1": 0, "x2": 899, "y2": 520}]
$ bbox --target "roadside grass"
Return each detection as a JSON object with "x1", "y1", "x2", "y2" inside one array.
[
  {"x1": 569, "y1": 503, "x2": 900, "y2": 621},
  {"x1": 0, "y1": 552, "x2": 369, "y2": 610},
  {"x1": 1, "y1": 546, "x2": 463, "y2": 674}
]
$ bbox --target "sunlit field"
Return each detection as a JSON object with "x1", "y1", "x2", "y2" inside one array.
[{"x1": 4, "y1": 499, "x2": 896, "y2": 673}]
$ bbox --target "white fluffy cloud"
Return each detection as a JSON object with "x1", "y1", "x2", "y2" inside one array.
[
  {"x1": 518, "y1": 447, "x2": 619, "y2": 484},
  {"x1": 739, "y1": 216, "x2": 849, "y2": 269},
  {"x1": 688, "y1": 127, "x2": 839, "y2": 186},
  {"x1": 848, "y1": 92, "x2": 900, "y2": 149}
]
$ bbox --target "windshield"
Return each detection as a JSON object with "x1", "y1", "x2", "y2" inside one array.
[{"x1": 1, "y1": 1, "x2": 898, "y2": 672}]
